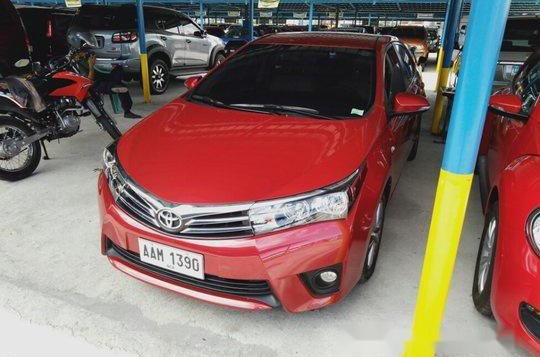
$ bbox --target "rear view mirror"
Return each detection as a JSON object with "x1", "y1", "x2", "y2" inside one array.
[
  {"x1": 184, "y1": 75, "x2": 202, "y2": 90},
  {"x1": 392, "y1": 92, "x2": 430, "y2": 116},
  {"x1": 14, "y1": 59, "x2": 30, "y2": 68},
  {"x1": 489, "y1": 94, "x2": 527, "y2": 120}
]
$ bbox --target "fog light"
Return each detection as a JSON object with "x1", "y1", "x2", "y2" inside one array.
[
  {"x1": 300, "y1": 264, "x2": 342, "y2": 297},
  {"x1": 318, "y1": 271, "x2": 338, "y2": 284}
]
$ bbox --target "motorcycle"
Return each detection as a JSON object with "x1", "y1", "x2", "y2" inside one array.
[{"x1": 0, "y1": 32, "x2": 122, "y2": 181}]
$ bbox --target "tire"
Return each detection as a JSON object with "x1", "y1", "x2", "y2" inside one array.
[
  {"x1": 148, "y1": 58, "x2": 169, "y2": 95},
  {"x1": 0, "y1": 116, "x2": 41, "y2": 181},
  {"x1": 407, "y1": 117, "x2": 421, "y2": 161},
  {"x1": 360, "y1": 192, "x2": 388, "y2": 283},
  {"x1": 472, "y1": 202, "x2": 499, "y2": 317},
  {"x1": 213, "y1": 53, "x2": 225, "y2": 68}
]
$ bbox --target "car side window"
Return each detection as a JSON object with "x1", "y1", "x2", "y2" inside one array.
[
  {"x1": 156, "y1": 12, "x2": 181, "y2": 35},
  {"x1": 179, "y1": 16, "x2": 199, "y2": 36},
  {"x1": 384, "y1": 45, "x2": 406, "y2": 107},
  {"x1": 394, "y1": 43, "x2": 417, "y2": 89}
]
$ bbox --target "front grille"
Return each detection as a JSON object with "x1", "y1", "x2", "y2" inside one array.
[
  {"x1": 107, "y1": 165, "x2": 254, "y2": 239},
  {"x1": 106, "y1": 239, "x2": 279, "y2": 307}
]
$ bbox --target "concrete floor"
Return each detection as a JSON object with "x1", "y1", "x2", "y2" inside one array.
[{"x1": 0, "y1": 57, "x2": 531, "y2": 357}]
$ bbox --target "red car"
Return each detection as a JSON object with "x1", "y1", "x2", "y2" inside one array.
[
  {"x1": 98, "y1": 32, "x2": 429, "y2": 312},
  {"x1": 474, "y1": 50, "x2": 540, "y2": 354}
]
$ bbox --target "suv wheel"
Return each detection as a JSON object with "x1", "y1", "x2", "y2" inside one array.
[
  {"x1": 148, "y1": 58, "x2": 169, "y2": 95},
  {"x1": 213, "y1": 53, "x2": 225, "y2": 68}
]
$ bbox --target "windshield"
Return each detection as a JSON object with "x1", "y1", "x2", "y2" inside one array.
[
  {"x1": 189, "y1": 44, "x2": 375, "y2": 118},
  {"x1": 386, "y1": 27, "x2": 427, "y2": 39},
  {"x1": 501, "y1": 19, "x2": 540, "y2": 52}
]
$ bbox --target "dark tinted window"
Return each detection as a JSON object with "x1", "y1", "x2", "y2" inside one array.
[
  {"x1": 206, "y1": 27, "x2": 225, "y2": 37},
  {"x1": 0, "y1": 2, "x2": 15, "y2": 25},
  {"x1": 73, "y1": 5, "x2": 136, "y2": 29},
  {"x1": 179, "y1": 17, "x2": 199, "y2": 36},
  {"x1": 502, "y1": 19, "x2": 540, "y2": 52},
  {"x1": 157, "y1": 12, "x2": 181, "y2": 34},
  {"x1": 385, "y1": 45, "x2": 406, "y2": 105},
  {"x1": 385, "y1": 26, "x2": 427, "y2": 39},
  {"x1": 191, "y1": 44, "x2": 376, "y2": 118}
]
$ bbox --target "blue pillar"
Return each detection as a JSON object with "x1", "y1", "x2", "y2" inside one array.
[
  {"x1": 308, "y1": 2, "x2": 314, "y2": 32},
  {"x1": 368, "y1": 13, "x2": 372, "y2": 26},
  {"x1": 247, "y1": 0, "x2": 254, "y2": 41},
  {"x1": 136, "y1": 0, "x2": 151, "y2": 102},
  {"x1": 199, "y1": 1, "x2": 204, "y2": 29}
]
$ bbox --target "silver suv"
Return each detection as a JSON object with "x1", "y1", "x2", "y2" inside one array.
[{"x1": 68, "y1": 4, "x2": 225, "y2": 94}]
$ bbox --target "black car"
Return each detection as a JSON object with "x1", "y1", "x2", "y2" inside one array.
[
  {"x1": 0, "y1": 0, "x2": 30, "y2": 77},
  {"x1": 17, "y1": 6, "x2": 75, "y2": 65}
]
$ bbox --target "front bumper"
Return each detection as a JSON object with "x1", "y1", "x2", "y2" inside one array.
[
  {"x1": 492, "y1": 216, "x2": 540, "y2": 354},
  {"x1": 98, "y1": 173, "x2": 371, "y2": 313}
]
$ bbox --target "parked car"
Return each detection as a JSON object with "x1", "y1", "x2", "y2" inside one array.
[
  {"x1": 223, "y1": 38, "x2": 248, "y2": 57},
  {"x1": 381, "y1": 26, "x2": 429, "y2": 68},
  {"x1": 222, "y1": 24, "x2": 261, "y2": 44},
  {"x1": 426, "y1": 28, "x2": 440, "y2": 53},
  {"x1": 68, "y1": 4, "x2": 225, "y2": 94},
  {"x1": 16, "y1": 6, "x2": 75, "y2": 66},
  {"x1": 0, "y1": 0, "x2": 30, "y2": 77},
  {"x1": 494, "y1": 17, "x2": 540, "y2": 88},
  {"x1": 98, "y1": 32, "x2": 429, "y2": 312},
  {"x1": 204, "y1": 25, "x2": 226, "y2": 39},
  {"x1": 474, "y1": 50, "x2": 540, "y2": 355}
]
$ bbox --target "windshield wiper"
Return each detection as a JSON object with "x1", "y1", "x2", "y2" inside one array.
[
  {"x1": 189, "y1": 95, "x2": 272, "y2": 115},
  {"x1": 229, "y1": 103, "x2": 334, "y2": 120}
]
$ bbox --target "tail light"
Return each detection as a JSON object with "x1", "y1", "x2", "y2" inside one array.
[
  {"x1": 112, "y1": 31, "x2": 138, "y2": 43},
  {"x1": 46, "y1": 19, "x2": 53, "y2": 38}
]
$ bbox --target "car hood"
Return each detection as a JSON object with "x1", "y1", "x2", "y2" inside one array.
[{"x1": 117, "y1": 98, "x2": 377, "y2": 204}]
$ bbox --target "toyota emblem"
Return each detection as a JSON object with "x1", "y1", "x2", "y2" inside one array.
[{"x1": 156, "y1": 209, "x2": 183, "y2": 232}]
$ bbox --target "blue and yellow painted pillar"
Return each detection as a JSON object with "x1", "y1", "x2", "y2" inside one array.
[
  {"x1": 308, "y1": 2, "x2": 314, "y2": 32},
  {"x1": 199, "y1": 0, "x2": 204, "y2": 29},
  {"x1": 403, "y1": 0, "x2": 511, "y2": 356},
  {"x1": 136, "y1": 0, "x2": 150, "y2": 103},
  {"x1": 431, "y1": 0, "x2": 463, "y2": 134}
]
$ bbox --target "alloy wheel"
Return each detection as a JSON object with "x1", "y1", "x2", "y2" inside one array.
[
  {"x1": 366, "y1": 200, "x2": 385, "y2": 270},
  {"x1": 151, "y1": 64, "x2": 167, "y2": 91},
  {"x1": 477, "y1": 217, "x2": 497, "y2": 294}
]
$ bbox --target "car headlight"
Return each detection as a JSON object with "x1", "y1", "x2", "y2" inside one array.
[
  {"x1": 248, "y1": 167, "x2": 365, "y2": 234},
  {"x1": 102, "y1": 144, "x2": 126, "y2": 199},
  {"x1": 103, "y1": 146, "x2": 116, "y2": 172},
  {"x1": 527, "y1": 209, "x2": 540, "y2": 256}
]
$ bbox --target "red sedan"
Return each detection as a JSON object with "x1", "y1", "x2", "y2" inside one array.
[
  {"x1": 474, "y1": 50, "x2": 540, "y2": 354},
  {"x1": 98, "y1": 32, "x2": 429, "y2": 312}
]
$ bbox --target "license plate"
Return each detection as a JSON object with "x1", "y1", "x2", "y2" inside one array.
[{"x1": 138, "y1": 238, "x2": 204, "y2": 280}]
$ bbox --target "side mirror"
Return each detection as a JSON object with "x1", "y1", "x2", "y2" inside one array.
[
  {"x1": 489, "y1": 94, "x2": 527, "y2": 120},
  {"x1": 184, "y1": 75, "x2": 202, "y2": 90},
  {"x1": 392, "y1": 92, "x2": 430, "y2": 116},
  {"x1": 14, "y1": 59, "x2": 30, "y2": 68},
  {"x1": 194, "y1": 30, "x2": 206, "y2": 37}
]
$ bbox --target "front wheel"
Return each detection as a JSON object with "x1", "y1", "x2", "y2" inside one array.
[
  {"x1": 0, "y1": 116, "x2": 41, "y2": 181},
  {"x1": 212, "y1": 53, "x2": 225, "y2": 68},
  {"x1": 472, "y1": 203, "x2": 499, "y2": 317},
  {"x1": 360, "y1": 193, "x2": 388, "y2": 283}
]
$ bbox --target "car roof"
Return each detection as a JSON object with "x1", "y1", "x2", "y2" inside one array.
[{"x1": 255, "y1": 32, "x2": 392, "y2": 50}]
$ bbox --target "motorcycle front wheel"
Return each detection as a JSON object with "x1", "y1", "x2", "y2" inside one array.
[{"x1": 0, "y1": 116, "x2": 41, "y2": 181}]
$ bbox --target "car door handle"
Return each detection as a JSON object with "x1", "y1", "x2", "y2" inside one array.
[{"x1": 186, "y1": 39, "x2": 192, "y2": 44}]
